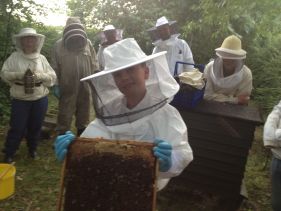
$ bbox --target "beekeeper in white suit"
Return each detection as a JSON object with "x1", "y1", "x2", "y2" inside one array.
[
  {"x1": 97, "y1": 24, "x2": 123, "y2": 70},
  {"x1": 203, "y1": 35, "x2": 253, "y2": 105},
  {"x1": 54, "y1": 38, "x2": 193, "y2": 191},
  {"x1": 152, "y1": 16, "x2": 194, "y2": 76},
  {"x1": 263, "y1": 101, "x2": 281, "y2": 211}
]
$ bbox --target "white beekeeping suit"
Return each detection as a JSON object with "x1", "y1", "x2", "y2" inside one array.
[
  {"x1": 152, "y1": 16, "x2": 194, "y2": 76},
  {"x1": 81, "y1": 38, "x2": 193, "y2": 191},
  {"x1": 97, "y1": 25, "x2": 123, "y2": 70},
  {"x1": 264, "y1": 101, "x2": 281, "y2": 158}
]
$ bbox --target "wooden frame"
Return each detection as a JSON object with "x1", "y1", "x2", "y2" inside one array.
[{"x1": 57, "y1": 137, "x2": 157, "y2": 211}]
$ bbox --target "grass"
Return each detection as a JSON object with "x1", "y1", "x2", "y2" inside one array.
[{"x1": 0, "y1": 96, "x2": 272, "y2": 210}]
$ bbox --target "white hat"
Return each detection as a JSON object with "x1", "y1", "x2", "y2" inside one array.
[
  {"x1": 103, "y1": 24, "x2": 116, "y2": 31},
  {"x1": 81, "y1": 38, "x2": 166, "y2": 81},
  {"x1": 215, "y1": 35, "x2": 247, "y2": 59},
  {"x1": 155, "y1": 16, "x2": 170, "y2": 27},
  {"x1": 13, "y1": 28, "x2": 44, "y2": 39}
]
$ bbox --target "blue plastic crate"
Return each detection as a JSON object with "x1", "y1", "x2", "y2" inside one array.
[
  {"x1": 170, "y1": 86, "x2": 205, "y2": 108},
  {"x1": 170, "y1": 61, "x2": 205, "y2": 109}
]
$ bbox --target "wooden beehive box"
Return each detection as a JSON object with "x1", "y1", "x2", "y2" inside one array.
[
  {"x1": 57, "y1": 138, "x2": 157, "y2": 211},
  {"x1": 170, "y1": 100, "x2": 263, "y2": 210}
]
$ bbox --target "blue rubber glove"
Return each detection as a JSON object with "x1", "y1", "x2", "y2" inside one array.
[
  {"x1": 54, "y1": 131, "x2": 75, "y2": 162},
  {"x1": 153, "y1": 138, "x2": 172, "y2": 172},
  {"x1": 52, "y1": 85, "x2": 60, "y2": 99}
]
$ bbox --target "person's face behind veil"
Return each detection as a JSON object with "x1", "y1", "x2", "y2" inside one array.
[{"x1": 112, "y1": 63, "x2": 149, "y2": 109}]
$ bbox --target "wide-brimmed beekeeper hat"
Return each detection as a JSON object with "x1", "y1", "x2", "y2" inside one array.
[
  {"x1": 82, "y1": 38, "x2": 166, "y2": 80},
  {"x1": 13, "y1": 28, "x2": 44, "y2": 39},
  {"x1": 13, "y1": 28, "x2": 45, "y2": 55},
  {"x1": 81, "y1": 38, "x2": 179, "y2": 126},
  {"x1": 215, "y1": 35, "x2": 247, "y2": 59},
  {"x1": 155, "y1": 16, "x2": 175, "y2": 27},
  {"x1": 103, "y1": 25, "x2": 116, "y2": 31}
]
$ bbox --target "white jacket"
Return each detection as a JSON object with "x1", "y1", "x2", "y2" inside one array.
[
  {"x1": 1, "y1": 52, "x2": 56, "y2": 100},
  {"x1": 81, "y1": 103, "x2": 193, "y2": 191},
  {"x1": 152, "y1": 36, "x2": 194, "y2": 76},
  {"x1": 263, "y1": 100, "x2": 281, "y2": 159},
  {"x1": 97, "y1": 45, "x2": 106, "y2": 71},
  {"x1": 203, "y1": 60, "x2": 252, "y2": 104}
]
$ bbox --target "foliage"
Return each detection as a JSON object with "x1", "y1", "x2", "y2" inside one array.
[{"x1": 184, "y1": 0, "x2": 281, "y2": 114}]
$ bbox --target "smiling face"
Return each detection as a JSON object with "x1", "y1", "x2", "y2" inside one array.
[
  {"x1": 20, "y1": 36, "x2": 38, "y2": 54},
  {"x1": 112, "y1": 63, "x2": 149, "y2": 108}
]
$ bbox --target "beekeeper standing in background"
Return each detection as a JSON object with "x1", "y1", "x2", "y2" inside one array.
[
  {"x1": 152, "y1": 16, "x2": 194, "y2": 76},
  {"x1": 51, "y1": 17, "x2": 98, "y2": 136},
  {"x1": 1, "y1": 28, "x2": 56, "y2": 163},
  {"x1": 97, "y1": 24, "x2": 123, "y2": 71}
]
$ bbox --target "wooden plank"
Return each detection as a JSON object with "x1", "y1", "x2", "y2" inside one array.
[{"x1": 176, "y1": 99, "x2": 263, "y2": 125}]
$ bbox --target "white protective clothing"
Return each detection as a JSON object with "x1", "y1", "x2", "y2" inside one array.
[
  {"x1": 152, "y1": 35, "x2": 194, "y2": 76},
  {"x1": 97, "y1": 28, "x2": 123, "y2": 71},
  {"x1": 97, "y1": 45, "x2": 106, "y2": 71},
  {"x1": 81, "y1": 38, "x2": 193, "y2": 190},
  {"x1": 1, "y1": 29, "x2": 56, "y2": 100},
  {"x1": 263, "y1": 100, "x2": 281, "y2": 159},
  {"x1": 203, "y1": 59, "x2": 252, "y2": 104},
  {"x1": 81, "y1": 102, "x2": 193, "y2": 191}
]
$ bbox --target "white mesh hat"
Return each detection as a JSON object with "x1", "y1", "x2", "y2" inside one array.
[{"x1": 81, "y1": 38, "x2": 179, "y2": 126}]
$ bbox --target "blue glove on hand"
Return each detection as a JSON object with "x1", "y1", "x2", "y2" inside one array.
[
  {"x1": 153, "y1": 138, "x2": 172, "y2": 172},
  {"x1": 54, "y1": 131, "x2": 75, "y2": 162},
  {"x1": 52, "y1": 85, "x2": 60, "y2": 99}
]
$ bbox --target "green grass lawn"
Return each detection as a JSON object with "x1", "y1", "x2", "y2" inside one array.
[{"x1": 0, "y1": 95, "x2": 272, "y2": 210}]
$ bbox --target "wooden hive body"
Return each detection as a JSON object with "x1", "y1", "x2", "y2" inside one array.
[
  {"x1": 57, "y1": 137, "x2": 157, "y2": 211},
  {"x1": 170, "y1": 100, "x2": 263, "y2": 210}
]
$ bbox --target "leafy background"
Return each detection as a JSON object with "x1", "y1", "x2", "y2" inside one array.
[{"x1": 0, "y1": 0, "x2": 280, "y2": 210}]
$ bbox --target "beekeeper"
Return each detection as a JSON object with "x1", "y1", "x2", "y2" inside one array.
[
  {"x1": 51, "y1": 17, "x2": 98, "y2": 136},
  {"x1": 55, "y1": 38, "x2": 193, "y2": 191},
  {"x1": 152, "y1": 16, "x2": 194, "y2": 76},
  {"x1": 263, "y1": 101, "x2": 281, "y2": 211},
  {"x1": 203, "y1": 35, "x2": 252, "y2": 105},
  {"x1": 97, "y1": 24, "x2": 123, "y2": 70},
  {"x1": 1, "y1": 28, "x2": 56, "y2": 163}
]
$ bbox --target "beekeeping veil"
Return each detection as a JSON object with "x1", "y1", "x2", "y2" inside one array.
[
  {"x1": 81, "y1": 38, "x2": 179, "y2": 126},
  {"x1": 13, "y1": 28, "x2": 45, "y2": 58},
  {"x1": 211, "y1": 35, "x2": 247, "y2": 89},
  {"x1": 63, "y1": 17, "x2": 87, "y2": 51}
]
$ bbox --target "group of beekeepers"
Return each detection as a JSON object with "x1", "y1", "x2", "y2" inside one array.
[{"x1": 1, "y1": 15, "x2": 279, "y2": 211}]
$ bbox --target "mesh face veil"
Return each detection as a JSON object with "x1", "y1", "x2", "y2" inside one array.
[{"x1": 85, "y1": 54, "x2": 179, "y2": 126}]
